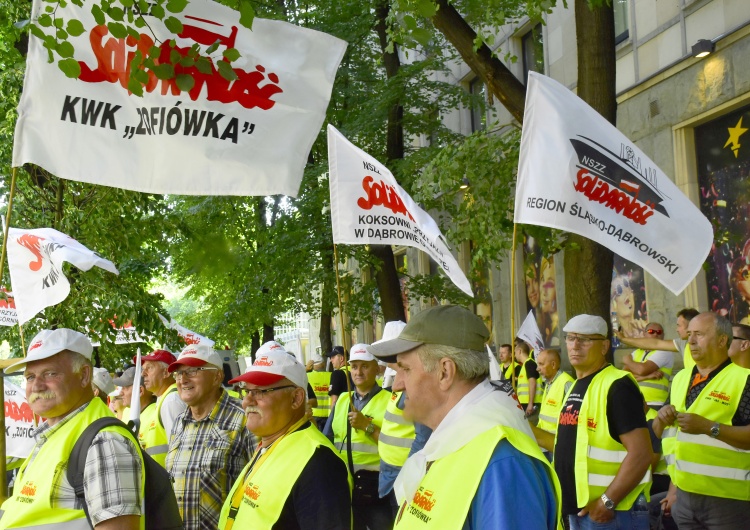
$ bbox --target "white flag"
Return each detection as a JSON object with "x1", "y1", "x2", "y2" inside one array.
[
  {"x1": 487, "y1": 344, "x2": 502, "y2": 381},
  {"x1": 0, "y1": 288, "x2": 17, "y2": 327},
  {"x1": 159, "y1": 314, "x2": 215, "y2": 347},
  {"x1": 327, "y1": 125, "x2": 473, "y2": 297},
  {"x1": 4, "y1": 382, "x2": 36, "y2": 459},
  {"x1": 7, "y1": 228, "x2": 119, "y2": 325},
  {"x1": 130, "y1": 349, "x2": 142, "y2": 426},
  {"x1": 14, "y1": 0, "x2": 346, "y2": 197},
  {"x1": 515, "y1": 72, "x2": 713, "y2": 295},
  {"x1": 517, "y1": 310, "x2": 545, "y2": 352}
]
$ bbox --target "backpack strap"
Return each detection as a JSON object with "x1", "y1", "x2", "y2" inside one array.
[{"x1": 66, "y1": 417, "x2": 135, "y2": 526}]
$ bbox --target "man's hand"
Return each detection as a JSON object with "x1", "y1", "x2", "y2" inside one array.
[
  {"x1": 526, "y1": 403, "x2": 535, "y2": 417},
  {"x1": 635, "y1": 370, "x2": 664, "y2": 381},
  {"x1": 348, "y1": 410, "x2": 370, "y2": 431},
  {"x1": 652, "y1": 404, "x2": 677, "y2": 438},
  {"x1": 661, "y1": 482, "x2": 677, "y2": 517},
  {"x1": 676, "y1": 412, "x2": 713, "y2": 435},
  {"x1": 578, "y1": 498, "x2": 615, "y2": 523}
]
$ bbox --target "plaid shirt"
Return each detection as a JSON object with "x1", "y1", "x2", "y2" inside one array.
[
  {"x1": 166, "y1": 390, "x2": 255, "y2": 530},
  {"x1": 26, "y1": 401, "x2": 142, "y2": 526}
]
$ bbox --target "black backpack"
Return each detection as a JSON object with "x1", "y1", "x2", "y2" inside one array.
[{"x1": 66, "y1": 416, "x2": 183, "y2": 530}]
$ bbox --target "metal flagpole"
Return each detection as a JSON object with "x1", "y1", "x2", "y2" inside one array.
[{"x1": 509, "y1": 223, "x2": 518, "y2": 391}]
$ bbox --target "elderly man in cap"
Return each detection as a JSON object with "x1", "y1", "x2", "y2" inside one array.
[
  {"x1": 166, "y1": 344, "x2": 254, "y2": 530},
  {"x1": 325, "y1": 343, "x2": 392, "y2": 530},
  {"x1": 535, "y1": 314, "x2": 652, "y2": 529},
  {"x1": 0, "y1": 329, "x2": 144, "y2": 530},
  {"x1": 369, "y1": 305, "x2": 561, "y2": 529},
  {"x1": 113, "y1": 367, "x2": 157, "y2": 449},
  {"x1": 135, "y1": 348, "x2": 186, "y2": 467},
  {"x1": 218, "y1": 341, "x2": 351, "y2": 529}
]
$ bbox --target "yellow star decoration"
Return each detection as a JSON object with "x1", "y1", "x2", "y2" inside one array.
[{"x1": 724, "y1": 117, "x2": 748, "y2": 158}]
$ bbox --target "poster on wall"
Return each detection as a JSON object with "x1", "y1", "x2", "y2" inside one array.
[
  {"x1": 522, "y1": 235, "x2": 559, "y2": 347},
  {"x1": 610, "y1": 254, "x2": 649, "y2": 348},
  {"x1": 696, "y1": 105, "x2": 750, "y2": 323}
]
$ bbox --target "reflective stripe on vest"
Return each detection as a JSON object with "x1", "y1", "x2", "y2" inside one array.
[
  {"x1": 333, "y1": 390, "x2": 390, "y2": 473},
  {"x1": 517, "y1": 359, "x2": 543, "y2": 405},
  {"x1": 139, "y1": 384, "x2": 178, "y2": 467},
  {"x1": 0, "y1": 399, "x2": 145, "y2": 530},
  {"x1": 662, "y1": 363, "x2": 750, "y2": 501},
  {"x1": 633, "y1": 349, "x2": 672, "y2": 406},
  {"x1": 307, "y1": 371, "x2": 332, "y2": 418},
  {"x1": 218, "y1": 426, "x2": 351, "y2": 528},
  {"x1": 537, "y1": 371, "x2": 575, "y2": 435},
  {"x1": 394, "y1": 425, "x2": 562, "y2": 529},
  {"x1": 562, "y1": 366, "x2": 651, "y2": 511},
  {"x1": 378, "y1": 392, "x2": 416, "y2": 467}
]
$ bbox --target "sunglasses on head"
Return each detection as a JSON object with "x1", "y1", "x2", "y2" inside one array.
[
  {"x1": 612, "y1": 278, "x2": 631, "y2": 297},
  {"x1": 646, "y1": 328, "x2": 663, "y2": 335}
]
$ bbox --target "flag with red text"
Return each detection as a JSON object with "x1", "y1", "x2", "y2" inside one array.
[
  {"x1": 7, "y1": 228, "x2": 119, "y2": 325},
  {"x1": 4, "y1": 382, "x2": 35, "y2": 459},
  {"x1": 515, "y1": 72, "x2": 712, "y2": 295},
  {"x1": 0, "y1": 288, "x2": 17, "y2": 326},
  {"x1": 14, "y1": 0, "x2": 346, "y2": 197},
  {"x1": 328, "y1": 125, "x2": 473, "y2": 297}
]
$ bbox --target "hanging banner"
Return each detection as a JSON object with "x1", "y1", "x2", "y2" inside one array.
[
  {"x1": 0, "y1": 288, "x2": 17, "y2": 326},
  {"x1": 7, "y1": 227, "x2": 119, "y2": 325},
  {"x1": 5, "y1": 382, "x2": 36, "y2": 459},
  {"x1": 159, "y1": 314, "x2": 215, "y2": 347},
  {"x1": 515, "y1": 72, "x2": 713, "y2": 295},
  {"x1": 328, "y1": 125, "x2": 473, "y2": 297},
  {"x1": 14, "y1": 0, "x2": 347, "y2": 197}
]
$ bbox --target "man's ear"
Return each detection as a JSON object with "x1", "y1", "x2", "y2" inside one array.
[
  {"x1": 290, "y1": 387, "x2": 306, "y2": 410},
  {"x1": 80, "y1": 365, "x2": 92, "y2": 388},
  {"x1": 437, "y1": 358, "x2": 457, "y2": 390}
]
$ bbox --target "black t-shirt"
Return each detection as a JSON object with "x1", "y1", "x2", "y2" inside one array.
[
  {"x1": 524, "y1": 359, "x2": 540, "y2": 380},
  {"x1": 554, "y1": 367, "x2": 647, "y2": 516},
  {"x1": 670, "y1": 360, "x2": 750, "y2": 426},
  {"x1": 272, "y1": 424, "x2": 351, "y2": 530},
  {"x1": 328, "y1": 368, "x2": 353, "y2": 397},
  {"x1": 306, "y1": 383, "x2": 316, "y2": 400}
]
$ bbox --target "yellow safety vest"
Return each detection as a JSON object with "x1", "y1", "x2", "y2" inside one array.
[
  {"x1": 502, "y1": 363, "x2": 514, "y2": 381},
  {"x1": 661, "y1": 363, "x2": 750, "y2": 501},
  {"x1": 378, "y1": 392, "x2": 416, "y2": 467},
  {"x1": 645, "y1": 408, "x2": 668, "y2": 476},
  {"x1": 218, "y1": 425, "x2": 352, "y2": 529},
  {"x1": 394, "y1": 425, "x2": 562, "y2": 529},
  {"x1": 333, "y1": 390, "x2": 390, "y2": 472},
  {"x1": 632, "y1": 349, "x2": 672, "y2": 406},
  {"x1": 559, "y1": 365, "x2": 651, "y2": 511},
  {"x1": 0, "y1": 399, "x2": 145, "y2": 530},
  {"x1": 517, "y1": 358, "x2": 543, "y2": 405},
  {"x1": 139, "y1": 383, "x2": 178, "y2": 467},
  {"x1": 682, "y1": 343, "x2": 693, "y2": 371},
  {"x1": 136, "y1": 402, "x2": 157, "y2": 450},
  {"x1": 538, "y1": 371, "x2": 575, "y2": 434},
  {"x1": 307, "y1": 371, "x2": 332, "y2": 418}
]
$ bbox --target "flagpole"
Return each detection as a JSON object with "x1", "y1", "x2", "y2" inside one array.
[
  {"x1": 509, "y1": 222, "x2": 517, "y2": 391},
  {"x1": 332, "y1": 244, "x2": 354, "y2": 413},
  {"x1": 0, "y1": 165, "x2": 20, "y2": 502}
]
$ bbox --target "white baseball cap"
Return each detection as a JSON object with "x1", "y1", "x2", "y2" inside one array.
[
  {"x1": 4, "y1": 328, "x2": 93, "y2": 374},
  {"x1": 93, "y1": 367, "x2": 116, "y2": 395},
  {"x1": 230, "y1": 348, "x2": 308, "y2": 389},
  {"x1": 168, "y1": 344, "x2": 224, "y2": 372},
  {"x1": 349, "y1": 343, "x2": 376, "y2": 362}
]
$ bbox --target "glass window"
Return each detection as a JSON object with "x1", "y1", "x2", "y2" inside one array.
[
  {"x1": 614, "y1": 0, "x2": 629, "y2": 44},
  {"x1": 522, "y1": 23, "x2": 544, "y2": 84},
  {"x1": 469, "y1": 77, "x2": 486, "y2": 132}
]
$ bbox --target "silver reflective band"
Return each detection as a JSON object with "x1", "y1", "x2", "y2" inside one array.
[
  {"x1": 349, "y1": 442, "x2": 379, "y2": 454},
  {"x1": 589, "y1": 469, "x2": 651, "y2": 487},
  {"x1": 145, "y1": 444, "x2": 168, "y2": 455},
  {"x1": 379, "y1": 433, "x2": 413, "y2": 448},
  {"x1": 675, "y1": 431, "x2": 750, "y2": 453},
  {"x1": 675, "y1": 460, "x2": 750, "y2": 481},
  {"x1": 588, "y1": 446, "x2": 628, "y2": 463},
  {"x1": 638, "y1": 381, "x2": 667, "y2": 390},
  {"x1": 384, "y1": 410, "x2": 410, "y2": 425}
]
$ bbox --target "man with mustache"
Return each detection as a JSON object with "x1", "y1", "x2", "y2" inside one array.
[
  {"x1": 166, "y1": 344, "x2": 254, "y2": 530},
  {"x1": 0, "y1": 329, "x2": 144, "y2": 530},
  {"x1": 219, "y1": 342, "x2": 351, "y2": 529}
]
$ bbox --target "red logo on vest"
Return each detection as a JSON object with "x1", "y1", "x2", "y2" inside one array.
[
  {"x1": 244, "y1": 483, "x2": 261, "y2": 500},
  {"x1": 708, "y1": 391, "x2": 731, "y2": 404},
  {"x1": 587, "y1": 417, "x2": 598, "y2": 430},
  {"x1": 20, "y1": 481, "x2": 37, "y2": 497},
  {"x1": 412, "y1": 488, "x2": 436, "y2": 512}
]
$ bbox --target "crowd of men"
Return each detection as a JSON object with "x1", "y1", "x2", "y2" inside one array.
[{"x1": 0, "y1": 304, "x2": 748, "y2": 529}]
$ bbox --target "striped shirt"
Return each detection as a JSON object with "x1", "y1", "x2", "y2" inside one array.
[
  {"x1": 166, "y1": 390, "x2": 255, "y2": 530},
  {"x1": 27, "y1": 401, "x2": 143, "y2": 526}
]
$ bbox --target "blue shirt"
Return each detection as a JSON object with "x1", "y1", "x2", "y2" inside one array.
[
  {"x1": 462, "y1": 440, "x2": 558, "y2": 530},
  {"x1": 378, "y1": 393, "x2": 432, "y2": 497}
]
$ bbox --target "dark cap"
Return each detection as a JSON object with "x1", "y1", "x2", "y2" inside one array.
[
  {"x1": 325, "y1": 346, "x2": 345, "y2": 358},
  {"x1": 367, "y1": 305, "x2": 489, "y2": 362}
]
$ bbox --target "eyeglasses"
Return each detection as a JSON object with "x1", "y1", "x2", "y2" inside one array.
[
  {"x1": 646, "y1": 329, "x2": 663, "y2": 335},
  {"x1": 237, "y1": 384, "x2": 296, "y2": 399},
  {"x1": 612, "y1": 278, "x2": 631, "y2": 297},
  {"x1": 564, "y1": 334, "x2": 607, "y2": 346},
  {"x1": 173, "y1": 367, "x2": 219, "y2": 380}
]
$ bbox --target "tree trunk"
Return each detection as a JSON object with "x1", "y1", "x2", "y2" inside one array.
[
  {"x1": 263, "y1": 322, "x2": 275, "y2": 343},
  {"x1": 251, "y1": 331, "x2": 260, "y2": 361},
  {"x1": 432, "y1": 0, "x2": 526, "y2": 123},
  {"x1": 370, "y1": 0, "x2": 408, "y2": 324},
  {"x1": 564, "y1": 0, "x2": 615, "y2": 331},
  {"x1": 319, "y1": 245, "x2": 335, "y2": 354}
]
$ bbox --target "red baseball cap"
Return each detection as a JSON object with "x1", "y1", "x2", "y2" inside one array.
[{"x1": 133, "y1": 349, "x2": 176, "y2": 365}]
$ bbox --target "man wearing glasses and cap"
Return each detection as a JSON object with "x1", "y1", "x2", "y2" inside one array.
[
  {"x1": 218, "y1": 341, "x2": 351, "y2": 530},
  {"x1": 166, "y1": 344, "x2": 255, "y2": 530},
  {"x1": 0, "y1": 329, "x2": 144, "y2": 530},
  {"x1": 620, "y1": 322, "x2": 674, "y2": 410},
  {"x1": 369, "y1": 305, "x2": 561, "y2": 530},
  {"x1": 533, "y1": 314, "x2": 652, "y2": 530}
]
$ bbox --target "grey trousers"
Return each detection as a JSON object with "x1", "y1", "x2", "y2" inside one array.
[{"x1": 671, "y1": 488, "x2": 750, "y2": 529}]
